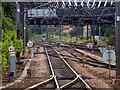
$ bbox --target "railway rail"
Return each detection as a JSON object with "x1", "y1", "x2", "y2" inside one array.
[
  {"x1": 34, "y1": 40, "x2": 116, "y2": 70},
  {"x1": 46, "y1": 40, "x2": 107, "y2": 51},
  {"x1": 58, "y1": 45, "x2": 116, "y2": 70},
  {"x1": 25, "y1": 45, "x2": 92, "y2": 90}
]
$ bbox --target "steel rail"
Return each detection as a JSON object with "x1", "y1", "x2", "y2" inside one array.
[
  {"x1": 61, "y1": 46, "x2": 116, "y2": 69},
  {"x1": 60, "y1": 76, "x2": 78, "y2": 89},
  {"x1": 46, "y1": 45, "x2": 81, "y2": 89},
  {"x1": 24, "y1": 46, "x2": 60, "y2": 90},
  {"x1": 24, "y1": 76, "x2": 54, "y2": 90},
  {"x1": 52, "y1": 46, "x2": 92, "y2": 90},
  {"x1": 25, "y1": 44, "x2": 91, "y2": 89},
  {"x1": 44, "y1": 46, "x2": 60, "y2": 89}
]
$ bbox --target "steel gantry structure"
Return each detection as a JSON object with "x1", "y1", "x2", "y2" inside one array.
[
  {"x1": 24, "y1": 1, "x2": 116, "y2": 43},
  {"x1": 0, "y1": 0, "x2": 120, "y2": 87},
  {"x1": 26, "y1": 2, "x2": 116, "y2": 25}
]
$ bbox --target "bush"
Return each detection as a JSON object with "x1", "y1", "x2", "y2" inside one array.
[{"x1": 2, "y1": 10, "x2": 23, "y2": 73}]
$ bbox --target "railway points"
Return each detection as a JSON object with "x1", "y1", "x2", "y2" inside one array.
[
  {"x1": 1, "y1": 1, "x2": 120, "y2": 89},
  {"x1": 1, "y1": 40, "x2": 117, "y2": 89}
]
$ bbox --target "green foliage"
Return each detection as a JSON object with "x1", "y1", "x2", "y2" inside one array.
[
  {"x1": 69, "y1": 28, "x2": 76, "y2": 37},
  {"x1": 26, "y1": 27, "x2": 33, "y2": 42},
  {"x1": 2, "y1": 2, "x2": 16, "y2": 22},
  {"x1": 104, "y1": 26, "x2": 115, "y2": 46},
  {"x1": 2, "y1": 11, "x2": 23, "y2": 73},
  {"x1": 31, "y1": 26, "x2": 47, "y2": 34},
  {"x1": 62, "y1": 34, "x2": 71, "y2": 42},
  {"x1": 33, "y1": 34, "x2": 42, "y2": 39},
  {"x1": 69, "y1": 26, "x2": 82, "y2": 37}
]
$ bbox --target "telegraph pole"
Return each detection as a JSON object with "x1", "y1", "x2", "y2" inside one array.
[
  {"x1": 16, "y1": 2, "x2": 21, "y2": 62},
  {"x1": 93, "y1": 18, "x2": 95, "y2": 45},
  {"x1": 87, "y1": 24, "x2": 89, "y2": 40},
  {"x1": 41, "y1": 25, "x2": 43, "y2": 38},
  {"x1": 99, "y1": 26, "x2": 101, "y2": 39},
  {"x1": 0, "y1": 1, "x2": 2, "y2": 86},
  {"x1": 47, "y1": 25, "x2": 49, "y2": 41},
  {"x1": 115, "y1": 1, "x2": 120, "y2": 88},
  {"x1": 0, "y1": 1, "x2": 1, "y2": 42},
  {"x1": 21, "y1": 3, "x2": 26, "y2": 55},
  {"x1": 109, "y1": 24, "x2": 112, "y2": 36},
  {"x1": 115, "y1": 1, "x2": 120, "y2": 79},
  {"x1": 76, "y1": 25, "x2": 78, "y2": 41},
  {"x1": 60, "y1": 25, "x2": 62, "y2": 40},
  {"x1": 52, "y1": 25, "x2": 54, "y2": 40}
]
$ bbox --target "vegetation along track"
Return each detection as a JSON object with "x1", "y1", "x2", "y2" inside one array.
[
  {"x1": 25, "y1": 45, "x2": 92, "y2": 90},
  {"x1": 59, "y1": 45, "x2": 116, "y2": 70}
]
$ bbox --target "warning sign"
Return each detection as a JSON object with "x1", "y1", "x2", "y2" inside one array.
[{"x1": 27, "y1": 41, "x2": 33, "y2": 48}]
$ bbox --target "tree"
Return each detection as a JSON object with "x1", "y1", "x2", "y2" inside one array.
[
  {"x1": 2, "y1": 2, "x2": 16, "y2": 23},
  {"x1": 104, "y1": 26, "x2": 115, "y2": 46},
  {"x1": 69, "y1": 26, "x2": 82, "y2": 39}
]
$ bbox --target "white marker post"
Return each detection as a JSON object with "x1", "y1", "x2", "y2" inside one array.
[{"x1": 8, "y1": 44, "x2": 16, "y2": 79}]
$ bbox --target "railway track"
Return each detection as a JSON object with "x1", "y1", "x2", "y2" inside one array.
[
  {"x1": 34, "y1": 41, "x2": 116, "y2": 70},
  {"x1": 25, "y1": 45, "x2": 92, "y2": 90},
  {"x1": 58, "y1": 45, "x2": 116, "y2": 70}
]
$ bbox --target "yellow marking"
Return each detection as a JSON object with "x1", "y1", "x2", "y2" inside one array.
[
  {"x1": 10, "y1": 52, "x2": 15, "y2": 53},
  {"x1": 10, "y1": 54, "x2": 15, "y2": 56},
  {"x1": 10, "y1": 53, "x2": 15, "y2": 54},
  {"x1": 18, "y1": 77, "x2": 24, "y2": 80},
  {"x1": 89, "y1": 66, "x2": 94, "y2": 68},
  {"x1": 79, "y1": 75, "x2": 82, "y2": 77},
  {"x1": 49, "y1": 75, "x2": 53, "y2": 78}
]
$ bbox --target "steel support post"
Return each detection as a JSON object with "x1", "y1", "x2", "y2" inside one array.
[
  {"x1": 16, "y1": 2, "x2": 20, "y2": 40},
  {"x1": 92, "y1": 18, "x2": 95, "y2": 45},
  {"x1": 41, "y1": 25, "x2": 43, "y2": 38},
  {"x1": 16, "y1": 2, "x2": 21, "y2": 62},
  {"x1": 24, "y1": 4, "x2": 26, "y2": 51},
  {"x1": 49, "y1": 25, "x2": 51, "y2": 40},
  {"x1": 0, "y1": 1, "x2": 2, "y2": 86},
  {"x1": 76, "y1": 25, "x2": 78, "y2": 41},
  {"x1": 90, "y1": 25, "x2": 92, "y2": 42},
  {"x1": 99, "y1": 26, "x2": 101, "y2": 39},
  {"x1": 87, "y1": 24, "x2": 89, "y2": 40},
  {"x1": 21, "y1": 3, "x2": 26, "y2": 55},
  {"x1": 81, "y1": 26, "x2": 83, "y2": 39},
  {"x1": 52, "y1": 25, "x2": 54, "y2": 40},
  {"x1": 0, "y1": 1, "x2": 1, "y2": 42},
  {"x1": 47, "y1": 25, "x2": 49, "y2": 41},
  {"x1": 115, "y1": 1, "x2": 120, "y2": 80},
  {"x1": 113, "y1": 2, "x2": 120, "y2": 88},
  {"x1": 60, "y1": 25, "x2": 62, "y2": 40},
  {"x1": 21, "y1": 3, "x2": 24, "y2": 55},
  {"x1": 109, "y1": 24, "x2": 112, "y2": 36}
]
